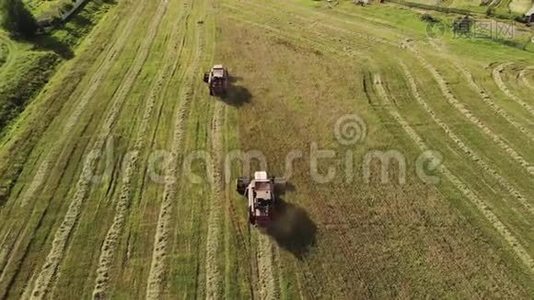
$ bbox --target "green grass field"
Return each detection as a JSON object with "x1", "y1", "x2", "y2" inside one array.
[
  {"x1": 0, "y1": 0, "x2": 113, "y2": 138},
  {"x1": 0, "y1": 0, "x2": 533, "y2": 298}
]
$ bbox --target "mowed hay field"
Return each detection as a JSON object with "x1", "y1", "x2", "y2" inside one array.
[{"x1": 0, "y1": 0, "x2": 534, "y2": 299}]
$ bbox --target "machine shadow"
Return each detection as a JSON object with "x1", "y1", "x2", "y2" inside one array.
[
  {"x1": 219, "y1": 75, "x2": 251, "y2": 107},
  {"x1": 220, "y1": 85, "x2": 251, "y2": 107},
  {"x1": 266, "y1": 198, "x2": 317, "y2": 259}
]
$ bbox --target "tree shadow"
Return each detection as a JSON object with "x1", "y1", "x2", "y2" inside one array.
[
  {"x1": 70, "y1": 13, "x2": 93, "y2": 28},
  {"x1": 265, "y1": 197, "x2": 317, "y2": 259},
  {"x1": 30, "y1": 34, "x2": 74, "y2": 59}
]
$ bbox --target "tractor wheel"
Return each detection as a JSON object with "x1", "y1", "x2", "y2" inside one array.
[
  {"x1": 203, "y1": 72, "x2": 209, "y2": 83},
  {"x1": 236, "y1": 177, "x2": 250, "y2": 195},
  {"x1": 249, "y1": 210, "x2": 256, "y2": 225}
]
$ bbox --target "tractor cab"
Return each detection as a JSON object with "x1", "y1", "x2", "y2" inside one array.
[
  {"x1": 236, "y1": 171, "x2": 285, "y2": 227},
  {"x1": 250, "y1": 174, "x2": 274, "y2": 226},
  {"x1": 203, "y1": 65, "x2": 229, "y2": 96}
]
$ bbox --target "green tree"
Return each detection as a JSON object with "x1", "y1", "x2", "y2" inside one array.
[{"x1": 0, "y1": 0, "x2": 38, "y2": 38}]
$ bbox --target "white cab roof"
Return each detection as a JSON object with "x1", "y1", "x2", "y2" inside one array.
[{"x1": 254, "y1": 171, "x2": 268, "y2": 181}]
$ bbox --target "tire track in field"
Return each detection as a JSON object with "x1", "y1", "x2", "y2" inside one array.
[
  {"x1": 373, "y1": 74, "x2": 534, "y2": 274},
  {"x1": 225, "y1": 178, "x2": 257, "y2": 298},
  {"x1": 241, "y1": 0, "x2": 400, "y2": 46},
  {"x1": 224, "y1": 14, "x2": 357, "y2": 63},
  {"x1": 0, "y1": 0, "x2": 147, "y2": 289},
  {"x1": 225, "y1": 0, "x2": 400, "y2": 66},
  {"x1": 226, "y1": 13, "x2": 360, "y2": 292},
  {"x1": 230, "y1": 0, "x2": 533, "y2": 290},
  {"x1": 407, "y1": 47, "x2": 534, "y2": 176},
  {"x1": 220, "y1": 13, "x2": 394, "y2": 295},
  {"x1": 145, "y1": 4, "x2": 206, "y2": 298},
  {"x1": 262, "y1": 0, "x2": 407, "y2": 50},
  {"x1": 255, "y1": 233, "x2": 277, "y2": 300},
  {"x1": 216, "y1": 9, "x2": 281, "y2": 298},
  {"x1": 17, "y1": 1, "x2": 147, "y2": 208},
  {"x1": 224, "y1": 8, "x2": 358, "y2": 296},
  {"x1": 226, "y1": 4, "x2": 532, "y2": 260},
  {"x1": 223, "y1": 2, "x2": 391, "y2": 46},
  {"x1": 452, "y1": 62, "x2": 534, "y2": 143},
  {"x1": 197, "y1": 8, "x2": 230, "y2": 296},
  {"x1": 0, "y1": 204, "x2": 48, "y2": 299},
  {"x1": 91, "y1": 2, "x2": 190, "y2": 298},
  {"x1": 205, "y1": 101, "x2": 225, "y2": 299},
  {"x1": 223, "y1": 1, "x2": 384, "y2": 59},
  {"x1": 0, "y1": 0, "x2": 131, "y2": 221},
  {"x1": 27, "y1": 2, "x2": 169, "y2": 298},
  {"x1": 493, "y1": 63, "x2": 534, "y2": 118},
  {"x1": 222, "y1": 9, "x2": 532, "y2": 291},
  {"x1": 399, "y1": 62, "x2": 534, "y2": 217},
  {"x1": 519, "y1": 66, "x2": 534, "y2": 90},
  {"x1": 219, "y1": 110, "x2": 257, "y2": 296},
  {"x1": 0, "y1": 228, "x2": 12, "y2": 274}
]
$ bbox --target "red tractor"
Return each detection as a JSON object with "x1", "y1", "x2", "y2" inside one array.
[
  {"x1": 203, "y1": 64, "x2": 229, "y2": 96},
  {"x1": 236, "y1": 171, "x2": 285, "y2": 227}
]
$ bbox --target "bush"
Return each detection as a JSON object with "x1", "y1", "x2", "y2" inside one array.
[
  {"x1": 0, "y1": 0, "x2": 38, "y2": 38},
  {"x1": 421, "y1": 13, "x2": 439, "y2": 23}
]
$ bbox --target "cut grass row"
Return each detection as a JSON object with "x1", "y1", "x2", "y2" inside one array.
[
  {"x1": 92, "y1": 0, "x2": 194, "y2": 297},
  {"x1": 204, "y1": 0, "x2": 534, "y2": 296},
  {"x1": 28, "y1": 0, "x2": 169, "y2": 298},
  {"x1": 222, "y1": 0, "x2": 534, "y2": 296},
  {"x1": 47, "y1": 0, "x2": 199, "y2": 297},
  {"x1": 0, "y1": 0, "x2": 533, "y2": 297},
  {"x1": 0, "y1": 0, "x2": 115, "y2": 206},
  {"x1": 144, "y1": 1, "x2": 206, "y2": 298},
  {"x1": 399, "y1": 61, "x2": 534, "y2": 216},
  {"x1": 493, "y1": 63, "x2": 534, "y2": 117},
  {"x1": 0, "y1": 0, "x2": 155, "y2": 298}
]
